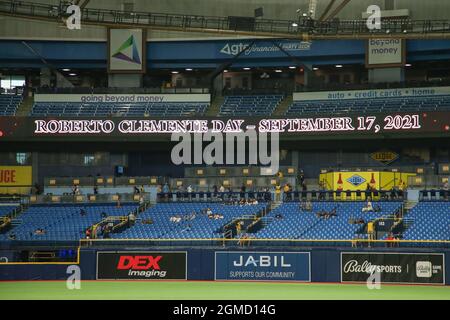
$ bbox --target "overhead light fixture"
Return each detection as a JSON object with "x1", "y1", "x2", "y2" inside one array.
[
  {"x1": 243, "y1": 67, "x2": 251, "y2": 70},
  {"x1": 275, "y1": 69, "x2": 282, "y2": 73},
  {"x1": 335, "y1": 65, "x2": 343, "y2": 68},
  {"x1": 405, "y1": 63, "x2": 412, "y2": 67},
  {"x1": 69, "y1": 73, "x2": 77, "y2": 76},
  {"x1": 292, "y1": 23, "x2": 298, "y2": 27},
  {"x1": 289, "y1": 66, "x2": 296, "y2": 69},
  {"x1": 302, "y1": 13, "x2": 308, "y2": 17},
  {"x1": 171, "y1": 71, "x2": 179, "y2": 74},
  {"x1": 62, "y1": 69, "x2": 70, "y2": 72},
  {"x1": 185, "y1": 68, "x2": 193, "y2": 71},
  {"x1": 313, "y1": 67, "x2": 319, "y2": 71},
  {"x1": 223, "y1": 70, "x2": 228, "y2": 73}
]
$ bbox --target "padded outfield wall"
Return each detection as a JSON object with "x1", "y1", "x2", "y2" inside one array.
[{"x1": 0, "y1": 247, "x2": 448, "y2": 285}]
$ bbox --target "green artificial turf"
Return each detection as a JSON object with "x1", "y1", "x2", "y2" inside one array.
[{"x1": 0, "y1": 281, "x2": 449, "y2": 300}]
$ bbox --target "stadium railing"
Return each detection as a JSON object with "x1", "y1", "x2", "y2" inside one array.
[
  {"x1": 34, "y1": 87, "x2": 210, "y2": 95},
  {"x1": 1, "y1": 0, "x2": 450, "y2": 38},
  {"x1": 156, "y1": 190, "x2": 407, "y2": 202},
  {"x1": 78, "y1": 238, "x2": 450, "y2": 249}
]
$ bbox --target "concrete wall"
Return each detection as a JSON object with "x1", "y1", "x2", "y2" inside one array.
[{"x1": 1, "y1": 0, "x2": 449, "y2": 41}]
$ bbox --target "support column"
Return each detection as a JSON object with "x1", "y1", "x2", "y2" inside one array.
[{"x1": 40, "y1": 68, "x2": 51, "y2": 87}]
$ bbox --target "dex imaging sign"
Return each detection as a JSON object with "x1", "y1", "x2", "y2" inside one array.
[
  {"x1": 96, "y1": 251, "x2": 187, "y2": 280},
  {"x1": 215, "y1": 252, "x2": 311, "y2": 282}
]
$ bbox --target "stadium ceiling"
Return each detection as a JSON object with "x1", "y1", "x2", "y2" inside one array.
[{"x1": 1, "y1": 0, "x2": 450, "y2": 40}]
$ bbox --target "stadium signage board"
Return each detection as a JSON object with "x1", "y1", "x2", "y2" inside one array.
[
  {"x1": 34, "y1": 94, "x2": 211, "y2": 103},
  {"x1": 0, "y1": 166, "x2": 32, "y2": 186},
  {"x1": 0, "y1": 112, "x2": 448, "y2": 142},
  {"x1": 96, "y1": 251, "x2": 187, "y2": 280},
  {"x1": 366, "y1": 38, "x2": 405, "y2": 68},
  {"x1": 370, "y1": 150, "x2": 399, "y2": 165},
  {"x1": 32, "y1": 114, "x2": 422, "y2": 134},
  {"x1": 293, "y1": 86, "x2": 450, "y2": 101},
  {"x1": 341, "y1": 252, "x2": 445, "y2": 284},
  {"x1": 108, "y1": 28, "x2": 146, "y2": 73},
  {"x1": 214, "y1": 252, "x2": 311, "y2": 282}
]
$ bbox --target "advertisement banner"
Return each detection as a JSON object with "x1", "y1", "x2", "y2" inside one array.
[
  {"x1": 0, "y1": 166, "x2": 32, "y2": 186},
  {"x1": 108, "y1": 28, "x2": 146, "y2": 73},
  {"x1": 293, "y1": 86, "x2": 450, "y2": 101},
  {"x1": 0, "y1": 112, "x2": 449, "y2": 142},
  {"x1": 96, "y1": 251, "x2": 187, "y2": 280},
  {"x1": 34, "y1": 93, "x2": 211, "y2": 103},
  {"x1": 215, "y1": 252, "x2": 310, "y2": 282},
  {"x1": 366, "y1": 39, "x2": 405, "y2": 68},
  {"x1": 341, "y1": 252, "x2": 445, "y2": 284}
]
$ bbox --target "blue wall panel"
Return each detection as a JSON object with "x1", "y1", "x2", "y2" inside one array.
[
  {"x1": 0, "y1": 247, "x2": 448, "y2": 285},
  {"x1": 1, "y1": 39, "x2": 450, "y2": 69}
]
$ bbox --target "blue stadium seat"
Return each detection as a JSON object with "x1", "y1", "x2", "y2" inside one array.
[
  {"x1": 31, "y1": 101, "x2": 208, "y2": 117},
  {"x1": 286, "y1": 94, "x2": 450, "y2": 116},
  {"x1": 219, "y1": 95, "x2": 283, "y2": 116},
  {"x1": 0, "y1": 94, "x2": 23, "y2": 116}
]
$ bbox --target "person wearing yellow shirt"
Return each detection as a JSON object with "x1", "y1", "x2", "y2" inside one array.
[
  {"x1": 367, "y1": 221, "x2": 375, "y2": 244},
  {"x1": 275, "y1": 184, "x2": 282, "y2": 202}
]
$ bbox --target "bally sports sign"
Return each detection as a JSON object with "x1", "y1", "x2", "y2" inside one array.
[{"x1": 341, "y1": 252, "x2": 445, "y2": 284}]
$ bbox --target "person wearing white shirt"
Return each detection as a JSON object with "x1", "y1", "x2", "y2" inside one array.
[{"x1": 362, "y1": 198, "x2": 374, "y2": 212}]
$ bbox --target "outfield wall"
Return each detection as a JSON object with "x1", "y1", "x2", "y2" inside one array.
[{"x1": 0, "y1": 248, "x2": 448, "y2": 285}]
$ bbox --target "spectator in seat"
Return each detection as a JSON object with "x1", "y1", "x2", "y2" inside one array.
[
  {"x1": 133, "y1": 186, "x2": 140, "y2": 195},
  {"x1": 142, "y1": 218, "x2": 153, "y2": 225},
  {"x1": 85, "y1": 228, "x2": 91, "y2": 239},
  {"x1": 305, "y1": 200, "x2": 313, "y2": 212},
  {"x1": 93, "y1": 184, "x2": 99, "y2": 195},
  {"x1": 362, "y1": 197, "x2": 374, "y2": 213},
  {"x1": 162, "y1": 183, "x2": 170, "y2": 195},
  {"x1": 298, "y1": 170, "x2": 305, "y2": 187},
  {"x1": 443, "y1": 181, "x2": 449, "y2": 200},
  {"x1": 367, "y1": 221, "x2": 375, "y2": 242},
  {"x1": 72, "y1": 184, "x2": 80, "y2": 196},
  {"x1": 386, "y1": 233, "x2": 395, "y2": 247},
  {"x1": 327, "y1": 207, "x2": 338, "y2": 218},
  {"x1": 80, "y1": 209, "x2": 87, "y2": 216},
  {"x1": 240, "y1": 184, "x2": 246, "y2": 198},
  {"x1": 398, "y1": 181, "x2": 405, "y2": 198},
  {"x1": 390, "y1": 187, "x2": 397, "y2": 200},
  {"x1": 300, "y1": 201, "x2": 306, "y2": 211},
  {"x1": 128, "y1": 212, "x2": 136, "y2": 227},
  {"x1": 275, "y1": 184, "x2": 282, "y2": 202},
  {"x1": 236, "y1": 221, "x2": 244, "y2": 235},
  {"x1": 283, "y1": 184, "x2": 291, "y2": 201}
]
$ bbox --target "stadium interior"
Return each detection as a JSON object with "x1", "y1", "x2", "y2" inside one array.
[{"x1": 0, "y1": 0, "x2": 449, "y2": 299}]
